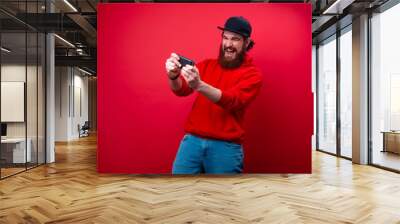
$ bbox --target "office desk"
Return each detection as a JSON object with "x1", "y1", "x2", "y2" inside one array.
[
  {"x1": 1, "y1": 138, "x2": 32, "y2": 164},
  {"x1": 382, "y1": 131, "x2": 400, "y2": 154}
]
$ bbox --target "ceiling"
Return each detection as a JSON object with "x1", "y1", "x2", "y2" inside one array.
[
  {"x1": 0, "y1": 0, "x2": 98, "y2": 74},
  {"x1": 0, "y1": 0, "x2": 392, "y2": 74}
]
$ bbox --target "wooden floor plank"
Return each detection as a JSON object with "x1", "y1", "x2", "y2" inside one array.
[{"x1": 1, "y1": 134, "x2": 400, "y2": 223}]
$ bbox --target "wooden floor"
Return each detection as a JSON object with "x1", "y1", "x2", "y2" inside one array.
[
  {"x1": 1, "y1": 134, "x2": 400, "y2": 224},
  {"x1": 373, "y1": 151, "x2": 400, "y2": 171},
  {"x1": 1, "y1": 167, "x2": 26, "y2": 178}
]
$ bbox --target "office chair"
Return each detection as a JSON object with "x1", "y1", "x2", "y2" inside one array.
[{"x1": 79, "y1": 121, "x2": 90, "y2": 138}]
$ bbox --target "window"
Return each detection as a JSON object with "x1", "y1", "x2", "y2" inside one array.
[
  {"x1": 317, "y1": 35, "x2": 337, "y2": 154},
  {"x1": 339, "y1": 27, "x2": 352, "y2": 158},
  {"x1": 371, "y1": 2, "x2": 400, "y2": 171}
]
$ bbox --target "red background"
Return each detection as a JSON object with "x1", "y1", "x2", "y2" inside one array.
[{"x1": 97, "y1": 3, "x2": 313, "y2": 173}]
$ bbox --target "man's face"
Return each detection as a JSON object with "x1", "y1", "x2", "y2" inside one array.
[
  {"x1": 221, "y1": 30, "x2": 246, "y2": 61},
  {"x1": 218, "y1": 31, "x2": 248, "y2": 69}
]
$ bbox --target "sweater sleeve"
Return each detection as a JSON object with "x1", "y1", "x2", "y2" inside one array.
[
  {"x1": 216, "y1": 69, "x2": 263, "y2": 111},
  {"x1": 171, "y1": 75, "x2": 193, "y2": 96},
  {"x1": 171, "y1": 59, "x2": 208, "y2": 97}
]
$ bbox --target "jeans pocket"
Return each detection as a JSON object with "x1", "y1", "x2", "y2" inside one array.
[{"x1": 224, "y1": 141, "x2": 243, "y2": 154}]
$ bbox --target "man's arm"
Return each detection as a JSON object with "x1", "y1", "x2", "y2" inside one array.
[
  {"x1": 215, "y1": 72, "x2": 262, "y2": 111},
  {"x1": 169, "y1": 75, "x2": 194, "y2": 96},
  {"x1": 196, "y1": 81, "x2": 222, "y2": 103},
  {"x1": 181, "y1": 65, "x2": 262, "y2": 111},
  {"x1": 181, "y1": 65, "x2": 222, "y2": 101},
  {"x1": 168, "y1": 75, "x2": 182, "y2": 91},
  {"x1": 165, "y1": 53, "x2": 194, "y2": 96}
]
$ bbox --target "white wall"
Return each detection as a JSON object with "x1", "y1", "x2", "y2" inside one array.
[
  {"x1": 70, "y1": 72, "x2": 89, "y2": 139},
  {"x1": 1, "y1": 65, "x2": 25, "y2": 135},
  {"x1": 1, "y1": 63, "x2": 46, "y2": 164},
  {"x1": 55, "y1": 67, "x2": 89, "y2": 141},
  {"x1": 55, "y1": 66, "x2": 70, "y2": 141},
  {"x1": 1, "y1": 65, "x2": 39, "y2": 137},
  {"x1": 312, "y1": 45, "x2": 316, "y2": 150}
]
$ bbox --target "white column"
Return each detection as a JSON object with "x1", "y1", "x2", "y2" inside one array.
[
  {"x1": 45, "y1": 1, "x2": 55, "y2": 163},
  {"x1": 352, "y1": 14, "x2": 369, "y2": 164}
]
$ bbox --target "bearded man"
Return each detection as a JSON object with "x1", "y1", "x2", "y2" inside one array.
[{"x1": 165, "y1": 16, "x2": 263, "y2": 174}]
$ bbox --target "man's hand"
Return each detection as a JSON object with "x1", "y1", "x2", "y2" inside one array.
[
  {"x1": 165, "y1": 53, "x2": 181, "y2": 79},
  {"x1": 181, "y1": 65, "x2": 202, "y2": 90}
]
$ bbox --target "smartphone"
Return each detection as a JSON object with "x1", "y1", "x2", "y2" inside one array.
[{"x1": 178, "y1": 54, "x2": 195, "y2": 68}]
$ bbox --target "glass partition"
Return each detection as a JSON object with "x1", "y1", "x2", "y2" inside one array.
[
  {"x1": 339, "y1": 27, "x2": 352, "y2": 158},
  {"x1": 1, "y1": 30, "x2": 28, "y2": 177},
  {"x1": 317, "y1": 35, "x2": 337, "y2": 154},
  {"x1": 0, "y1": 0, "x2": 46, "y2": 179},
  {"x1": 371, "y1": 3, "x2": 400, "y2": 171}
]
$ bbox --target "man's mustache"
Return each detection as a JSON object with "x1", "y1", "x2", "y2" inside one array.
[{"x1": 223, "y1": 47, "x2": 237, "y2": 52}]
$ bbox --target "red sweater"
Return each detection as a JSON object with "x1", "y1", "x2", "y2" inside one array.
[{"x1": 172, "y1": 54, "x2": 263, "y2": 144}]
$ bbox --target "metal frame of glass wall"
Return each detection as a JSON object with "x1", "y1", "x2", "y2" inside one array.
[
  {"x1": 316, "y1": 24, "x2": 353, "y2": 161},
  {"x1": 0, "y1": 0, "x2": 47, "y2": 179}
]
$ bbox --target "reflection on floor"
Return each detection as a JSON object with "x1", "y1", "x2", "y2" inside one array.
[
  {"x1": 373, "y1": 150, "x2": 400, "y2": 171},
  {"x1": 0, "y1": 163, "x2": 43, "y2": 179},
  {"x1": 0, "y1": 167, "x2": 25, "y2": 178}
]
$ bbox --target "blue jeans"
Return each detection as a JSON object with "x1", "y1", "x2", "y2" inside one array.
[{"x1": 172, "y1": 134, "x2": 244, "y2": 174}]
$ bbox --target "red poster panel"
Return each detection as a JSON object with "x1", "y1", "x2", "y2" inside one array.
[{"x1": 98, "y1": 3, "x2": 313, "y2": 173}]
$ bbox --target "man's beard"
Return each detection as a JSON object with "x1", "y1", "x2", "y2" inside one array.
[{"x1": 218, "y1": 44, "x2": 246, "y2": 69}]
